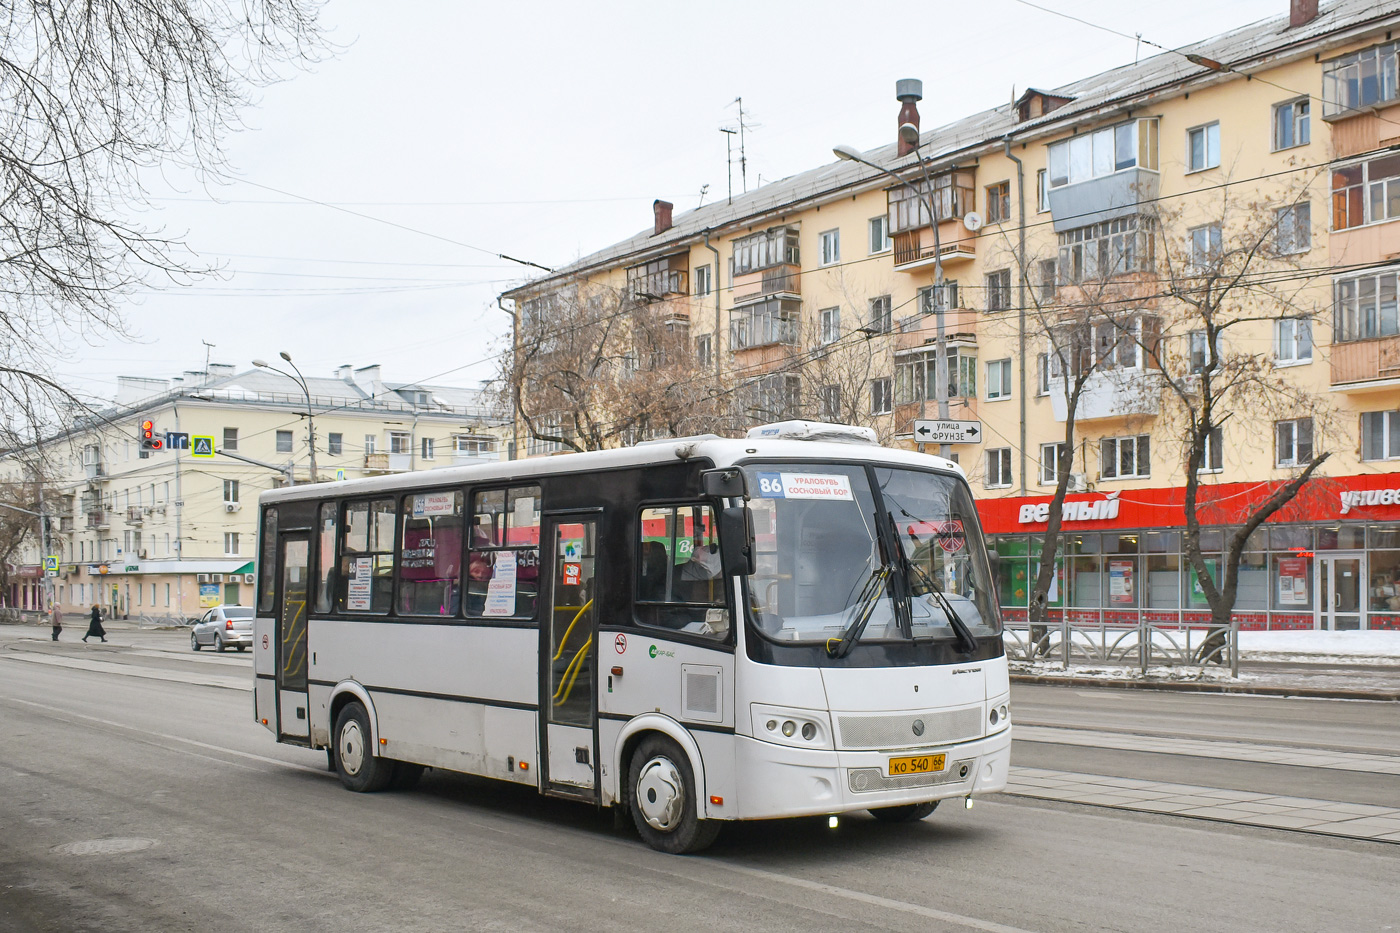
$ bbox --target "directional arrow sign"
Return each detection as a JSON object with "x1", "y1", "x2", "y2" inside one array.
[
  {"x1": 912, "y1": 419, "x2": 983, "y2": 445},
  {"x1": 190, "y1": 435, "x2": 216, "y2": 459}
]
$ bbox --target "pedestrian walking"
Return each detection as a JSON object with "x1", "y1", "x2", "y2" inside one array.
[
  {"x1": 83, "y1": 604, "x2": 107, "y2": 643},
  {"x1": 50, "y1": 606, "x2": 63, "y2": 641}
]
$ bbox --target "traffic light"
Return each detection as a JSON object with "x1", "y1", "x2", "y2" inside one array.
[{"x1": 140, "y1": 419, "x2": 163, "y2": 451}]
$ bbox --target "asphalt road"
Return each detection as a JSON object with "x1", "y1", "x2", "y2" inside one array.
[{"x1": 1, "y1": 627, "x2": 1397, "y2": 933}]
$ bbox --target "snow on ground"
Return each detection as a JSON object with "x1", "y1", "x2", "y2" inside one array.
[{"x1": 1236, "y1": 630, "x2": 1400, "y2": 660}]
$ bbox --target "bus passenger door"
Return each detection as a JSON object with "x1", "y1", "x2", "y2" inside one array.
[
  {"x1": 276, "y1": 533, "x2": 312, "y2": 740},
  {"x1": 541, "y1": 514, "x2": 599, "y2": 795}
]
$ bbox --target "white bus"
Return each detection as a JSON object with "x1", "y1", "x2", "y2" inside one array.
[{"x1": 253, "y1": 421, "x2": 1011, "y2": 853}]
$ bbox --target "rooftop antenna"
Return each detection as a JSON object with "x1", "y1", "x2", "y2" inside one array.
[
  {"x1": 697, "y1": 183, "x2": 710, "y2": 208},
  {"x1": 201, "y1": 339, "x2": 215, "y2": 378},
  {"x1": 719, "y1": 127, "x2": 737, "y2": 204},
  {"x1": 730, "y1": 97, "x2": 751, "y2": 194}
]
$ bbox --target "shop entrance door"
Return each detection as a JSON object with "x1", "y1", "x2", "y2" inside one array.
[{"x1": 1318, "y1": 553, "x2": 1364, "y2": 631}]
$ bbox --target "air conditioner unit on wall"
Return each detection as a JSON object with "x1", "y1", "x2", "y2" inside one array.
[
  {"x1": 1067, "y1": 472, "x2": 1089, "y2": 492},
  {"x1": 197, "y1": 573, "x2": 210, "y2": 583},
  {"x1": 243, "y1": 573, "x2": 255, "y2": 585},
  {"x1": 224, "y1": 502, "x2": 242, "y2": 513}
]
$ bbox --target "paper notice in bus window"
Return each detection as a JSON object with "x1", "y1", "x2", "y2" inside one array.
[
  {"x1": 482, "y1": 549, "x2": 518, "y2": 616},
  {"x1": 347, "y1": 556, "x2": 373, "y2": 610},
  {"x1": 755, "y1": 472, "x2": 853, "y2": 501},
  {"x1": 413, "y1": 492, "x2": 457, "y2": 517}
]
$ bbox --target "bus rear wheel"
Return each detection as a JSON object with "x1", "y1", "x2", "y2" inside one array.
[
  {"x1": 333, "y1": 702, "x2": 393, "y2": 792},
  {"x1": 627, "y1": 735, "x2": 720, "y2": 854},
  {"x1": 868, "y1": 801, "x2": 939, "y2": 823}
]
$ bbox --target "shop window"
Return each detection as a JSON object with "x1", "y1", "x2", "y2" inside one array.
[
  {"x1": 466, "y1": 486, "x2": 541, "y2": 619},
  {"x1": 1185, "y1": 555, "x2": 1221, "y2": 609},
  {"x1": 338, "y1": 499, "x2": 396, "y2": 613},
  {"x1": 1145, "y1": 553, "x2": 1180, "y2": 608},
  {"x1": 1367, "y1": 551, "x2": 1400, "y2": 613},
  {"x1": 396, "y1": 490, "x2": 464, "y2": 617},
  {"x1": 992, "y1": 536, "x2": 1032, "y2": 608},
  {"x1": 1235, "y1": 552, "x2": 1269, "y2": 610},
  {"x1": 636, "y1": 504, "x2": 727, "y2": 637},
  {"x1": 1272, "y1": 552, "x2": 1313, "y2": 610},
  {"x1": 1318, "y1": 525, "x2": 1366, "y2": 550}
]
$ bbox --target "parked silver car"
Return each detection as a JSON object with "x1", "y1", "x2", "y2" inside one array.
[{"x1": 191, "y1": 605, "x2": 255, "y2": 652}]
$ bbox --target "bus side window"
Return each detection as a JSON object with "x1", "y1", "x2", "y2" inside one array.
[
  {"x1": 636, "y1": 504, "x2": 727, "y2": 638},
  {"x1": 337, "y1": 498, "x2": 396, "y2": 614},
  {"x1": 315, "y1": 502, "x2": 336, "y2": 614},
  {"x1": 466, "y1": 485, "x2": 541, "y2": 619},
  {"x1": 396, "y1": 490, "x2": 464, "y2": 618},
  {"x1": 258, "y1": 507, "x2": 278, "y2": 613}
]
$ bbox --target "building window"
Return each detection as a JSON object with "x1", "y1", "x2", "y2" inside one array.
[
  {"x1": 887, "y1": 171, "x2": 975, "y2": 229},
  {"x1": 730, "y1": 298, "x2": 800, "y2": 350},
  {"x1": 1188, "y1": 330, "x2": 1222, "y2": 374},
  {"x1": 694, "y1": 264, "x2": 712, "y2": 297},
  {"x1": 1200, "y1": 426, "x2": 1224, "y2": 473},
  {"x1": 1037, "y1": 259, "x2": 1057, "y2": 302},
  {"x1": 1036, "y1": 169, "x2": 1050, "y2": 213},
  {"x1": 1276, "y1": 418, "x2": 1314, "y2": 467},
  {"x1": 421, "y1": 437, "x2": 434, "y2": 460},
  {"x1": 1272, "y1": 98, "x2": 1310, "y2": 150},
  {"x1": 1274, "y1": 203, "x2": 1311, "y2": 254},
  {"x1": 895, "y1": 347, "x2": 976, "y2": 404},
  {"x1": 328, "y1": 433, "x2": 343, "y2": 455},
  {"x1": 985, "y1": 269, "x2": 1011, "y2": 312},
  {"x1": 223, "y1": 479, "x2": 239, "y2": 504},
  {"x1": 1047, "y1": 119, "x2": 1157, "y2": 188},
  {"x1": 389, "y1": 432, "x2": 411, "y2": 455},
  {"x1": 985, "y1": 448, "x2": 1012, "y2": 488},
  {"x1": 1186, "y1": 122, "x2": 1220, "y2": 172},
  {"x1": 1040, "y1": 442, "x2": 1069, "y2": 485},
  {"x1": 1188, "y1": 223, "x2": 1223, "y2": 270},
  {"x1": 870, "y1": 377, "x2": 892, "y2": 415},
  {"x1": 626, "y1": 254, "x2": 687, "y2": 302},
  {"x1": 453, "y1": 435, "x2": 495, "y2": 456},
  {"x1": 364, "y1": 434, "x2": 376, "y2": 455},
  {"x1": 695, "y1": 334, "x2": 713, "y2": 367},
  {"x1": 986, "y1": 359, "x2": 1012, "y2": 400},
  {"x1": 819, "y1": 229, "x2": 840, "y2": 266},
  {"x1": 730, "y1": 226, "x2": 800, "y2": 276},
  {"x1": 1101, "y1": 434, "x2": 1150, "y2": 479},
  {"x1": 1036, "y1": 352, "x2": 1050, "y2": 395},
  {"x1": 818, "y1": 384, "x2": 841, "y2": 421},
  {"x1": 275, "y1": 430, "x2": 293, "y2": 453},
  {"x1": 868, "y1": 295, "x2": 892, "y2": 334},
  {"x1": 1333, "y1": 268, "x2": 1400, "y2": 342},
  {"x1": 1362, "y1": 410, "x2": 1400, "y2": 461},
  {"x1": 868, "y1": 215, "x2": 890, "y2": 254},
  {"x1": 223, "y1": 428, "x2": 238, "y2": 451},
  {"x1": 985, "y1": 181, "x2": 1011, "y2": 224},
  {"x1": 818, "y1": 307, "x2": 841, "y2": 345},
  {"x1": 1322, "y1": 40, "x2": 1400, "y2": 118},
  {"x1": 919, "y1": 282, "x2": 958, "y2": 314},
  {"x1": 1275, "y1": 318, "x2": 1312, "y2": 363},
  {"x1": 224, "y1": 532, "x2": 240, "y2": 556},
  {"x1": 1058, "y1": 217, "x2": 1151, "y2": 283},
  {"x1": 1332, "y1": 153, "x2": 1400, "y2": 230},
  {"x1": 745, "y1": 374, "x2": 801, "y2": 421}
]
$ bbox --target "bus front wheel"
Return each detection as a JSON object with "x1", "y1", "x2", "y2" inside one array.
[
  {"x1": 868, "y1": 800, "x2": 939, "y2": 823},
  {"x1": 333, "y1": 702, "x2": 393, "y2": 792},
  {"x1": 626, "y1": 735, "x2": 720, "y2": 854}
]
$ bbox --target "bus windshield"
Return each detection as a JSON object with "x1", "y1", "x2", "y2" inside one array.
[{"x1": 743, "y1": 462, "x2": 999, "y2": 648}]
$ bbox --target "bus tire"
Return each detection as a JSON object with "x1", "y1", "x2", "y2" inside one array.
[
  {"x1": 627, "y1": 735, "x2": 720, "y2": 854},
  {"x1": 333, "y1": 702, "x2": 393, "y2": 792},
  {"x1": 389, "y1": 762, "x2": 424, "y2": 791},
  {"x1": 868, "y1": 800, "x2": 939, "y2": 823}
]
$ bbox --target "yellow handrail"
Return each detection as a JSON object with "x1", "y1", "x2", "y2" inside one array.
[
  {"x1": 553, "y1": 636, "x2": 592, "y2": 704},
  {"x1": 551, "y1": 598, "x2": 594, "y2": 661}
]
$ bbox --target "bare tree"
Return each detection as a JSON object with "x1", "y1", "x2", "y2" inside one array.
[{"x1": 0, "y1": 0, "x2": 326, "y2": 447}]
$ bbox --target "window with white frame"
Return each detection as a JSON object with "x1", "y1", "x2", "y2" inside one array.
[
  {"x1": 695, "y1": 334, "x2": 713, "y2": 367},
  {"x1": 1362, "y1": 410, "x2": 1400, "y2": 461},
  {"x1": 1187, "y1": 122, "x2": 1220, "y2": 172},
  {"x1": 746, "y1": 374, "x2": 802, "y2": 421},
  {"x1": 1275, "y1": 318, "x2": 1312, "y2": 363},
  {"x1": 985, "y1": 448, "x2": 1013, "y2": 488},
  {"x1": 453, "y1": 435, "x2": 495, "y2": 456},
  {"x1": 1272, "y1": 98, "x2": 1310, "y2": 150},
  {"x1": 870, "y1": 377, "x2": 892, "y2": 415},
  {"x1": 693, "y1": 264, "x2": 712, "y2": 297},
  {"x1": 1039, "y1": 442, "x2": 1069, "y2": 485},
  {"x1": 1274, "y1": 203, "x2": 1311, "y2": 254},
  {"x1": 223, "y1": 479, "x2": 239, "y2": 504},
  {"x1": 222, "y1": 427, "x2": 238, "y2": 451},
  {"x1": 1333, "y1": 267, "x2": 1400, "y2": 342},
  {"x1": 1047, "y1": 118, "x2": 1158, "y2": 189},
  {"x1": 364, "y1": 434, "x2": 376, "y2": 455},
  {"x1": 389, "y1": 432, "x2": 411, "y2": 454},
  {"x1": 1036, "y1": 168, "x2": 1050, "y2": 212},
  {"x1": 527, "y1": 414, "x2": 569, "y2": 456},
  {"x1": 420, "y1": 437, "x2": 434, "y2": 460},
  {"x1": 868, "y1": 215, "x2": 890, "y2": 254},
  {"x1": 1188, "y1": 330, "x2": 1223, "y2": 374},
  {"x1": 895, "y1": 347, "x2": 976, "y2": 404},
  {"x1": 1038, "y1": 259, "x2": 1057, "y2": 301},
  {"x1": 1275, "y1": 418, "x2": 1313, "y2": 467},
  {"x1": 1057, "y1": 216, "x2": 1151, "y2": 283},
  {"x1": 1332, "y1": 153, "x2": 1400, "y2": 230},
  {"x1": 1200, "y1": 426, "x2": 1224, "y2": 473},
  {"x1": 328, "y1": 433, "x2": 343, "y2": 455},
  {"x1": 275, "y1": 430, "x2": 293, "y2": 453},
  {"x1": 986, "y1": 359, "x2": 1012, "y2": 400},
  {"x1": 1049, "y1": 314, "x2": 1160, "y2": 376},
  {"x1": 819, "y1": 229, "x2": 841, "y2": 266},
  {"x1": 868, "y1": 295, "x2": 892, "y2": 334},
  {"x1": 818, "y1": 384, "x2": 841, "y2": 421},
  {"x1": 1101, "y1": 434, "x2": 1150, "y2": 479},
  {"x1": 919, "y1": 281, "x2": 958, "y2": 314},
  {"x1": 1322, "y1": 40, "x2": 1400, "y2": 118},
  {"x1": 1189, "y1": 223, "x2": 1222, "y2": 269},
  {"x1": 224, "y1": 532, "x2": 240, "y2": 556},
  {"x1": 1036, "y1": 352, "x2": 1050, "y2": 395},
  {"x1": 985, "y1": 269, "x2": 1012, "y2": 312},
  {"x1": 730, "y1": 298, "x2": 800, "y2": 349},
  {"x1": 819, "y1": 307, "x2": 841, "y2": 345}
]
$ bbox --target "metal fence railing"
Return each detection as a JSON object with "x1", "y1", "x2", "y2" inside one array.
[{"x1": 1004, "y1": 618, "x2": 1239, "y2": 678}]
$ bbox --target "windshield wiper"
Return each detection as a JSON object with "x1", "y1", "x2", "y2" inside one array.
[
  {"x1": 825, "y1": 564, "x2": 891, "y2": 659},
  {"x1": 893, "y1": 524, "x2": 978, "y2": 654}
]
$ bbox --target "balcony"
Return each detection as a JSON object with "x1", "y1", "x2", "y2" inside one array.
[
  {"x1": 59, "y1": 516, "x2": 74, "y2": 533},
  {"x1": 1331, "y1": 336, "x2": 1400, "y2": 391},
  {"x1": 891, "y1": 223, "x2": 975, "y2": 271},
  {"x1": 83, "y1": 462, "x2": 105, "y2": 480},
  {"x1": 126, "y1": 507, "x2": 144, "y2": 525},
  {"x1": 1048, "y1": 369, "x2": 1162, "y2": 422},
  {"x1": 1046, "y1": 168, "x2": 1159, "y2": 234},
  {"x1": 86, "y1": 511, "x2": 109, "y2": 531},
  {"x1": 895, "y1": 307, "x2": 978, "y2": 352},
  {"x1": 732, "y1": 264, "x2": 800, "y2": 305},
  {"x1": 363, "y1": 452, "x2": 412, "y2": 473}
]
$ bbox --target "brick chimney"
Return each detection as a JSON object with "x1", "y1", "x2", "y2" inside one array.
[
  {"x1": 1290, "y1": 0, "x2": 1318, "y2": 28},
  {"x1": 653, "y1": 199, "x2": 674, "y2": 236},
  {"x1": 896, "y1": 79, "x2": 923, "y2": 157}
]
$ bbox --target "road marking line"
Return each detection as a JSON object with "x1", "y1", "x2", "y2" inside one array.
[{"x1": 0, "y1": 650, "x2": 248, "y2": 691}]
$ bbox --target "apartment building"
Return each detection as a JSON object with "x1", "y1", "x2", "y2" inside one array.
[
  {"x1": 2, "y1": 362, "x2": 507, "y2": 618},
  {"x1": 503, "y1": 0, "x2": 1400, "y2": 632}
]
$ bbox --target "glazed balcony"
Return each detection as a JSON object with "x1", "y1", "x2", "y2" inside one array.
[
  {"x1": 895, "y1": 306, "x2": 978, "y2": 351},
  {"x1": 732, "y1": 264, "x2": 800, "y2": 305},
  {"x1": 1331, "y1": 336, "x2": 1400, "y2": 391},
  {"x1": 1048, "y1": 368, "x2": 1162, "y2": 422}
]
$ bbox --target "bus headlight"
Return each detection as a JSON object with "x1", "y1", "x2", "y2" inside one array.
[{"x1": 751, "y1": 704, "x2": 833, "y2": 750}]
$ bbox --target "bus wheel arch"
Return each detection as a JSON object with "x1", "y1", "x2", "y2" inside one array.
[
  {"x1": 328, "y1": 684, "x2": 377, "y2": 765},
  {"x1": 332, "y1": 699, "x2": 393, "y2": 792},
  {"x1": 616, "y1": 719, "x2": 719, "y2": 854}
]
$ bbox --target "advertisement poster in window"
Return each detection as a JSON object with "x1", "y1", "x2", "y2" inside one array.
[
  {"x1": 483, "y1": 549, "x2": 518, "y2": 616},
  {"x1": 1108, "y1": 559, "x2": 1134, "y2": 604},
  {"x1": 347, "y1": 556, "x2": 373, "y2": 610},
  {"x1": 1277, "y1": 557, "x2": 1309, "y2": 605},
  {"x1": 1189, "y1": 559, "x2": 1218, "y2": 607}
]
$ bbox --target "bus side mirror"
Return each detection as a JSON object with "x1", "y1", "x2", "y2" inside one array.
[
  {"x1": 719, "y1": 506, "x2": 756, "y2": 577},
  {"x1": 702, "y1": 468, "x2": 747, "y2": 500}
]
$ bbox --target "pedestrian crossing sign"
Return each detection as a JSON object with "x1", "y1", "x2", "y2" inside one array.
[
  {"x1": 190, "y1": 435, "x2": 215, "y2": 458},
  {"x1": 43, "y1": 555, "x2": 58, "y2": 576}
]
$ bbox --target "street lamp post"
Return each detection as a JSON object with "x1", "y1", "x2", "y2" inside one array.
[
  {"x1": 254, "y1": 353, "x2": 318, "y2": 482},
  {"x1": 834, "y1": 134, "x2": 952, "y2": 459}
]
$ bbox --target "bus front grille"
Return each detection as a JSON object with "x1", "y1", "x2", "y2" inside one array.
[{"x1": 835, "y1": 707, "x2": 982, "y2": 750}]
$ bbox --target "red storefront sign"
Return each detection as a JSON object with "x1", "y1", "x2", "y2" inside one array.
[{"x1": 978, "y1": 473, "x2": 1400, "y2": 534}]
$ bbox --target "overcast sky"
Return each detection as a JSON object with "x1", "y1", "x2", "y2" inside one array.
[{"x1": 59, "y1": 0, "x2": 1287, "y2": 402}]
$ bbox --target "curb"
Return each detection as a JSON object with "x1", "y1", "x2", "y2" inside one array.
[{"x1": 1011, "y1": 674, "x2": 1400, "y2": 701}]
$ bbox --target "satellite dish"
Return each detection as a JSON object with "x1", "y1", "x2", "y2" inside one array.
[{"x1": 963, "y1": 212, "x2": 984, "y2": 232}]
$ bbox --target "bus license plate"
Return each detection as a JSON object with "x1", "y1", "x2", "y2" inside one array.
[{"x1": 887, "y1": 754, "x2": 946, "y2": 777}]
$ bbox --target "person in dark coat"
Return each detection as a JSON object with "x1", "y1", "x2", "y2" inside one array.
[
  {"x1": 51, "y1": 606, "x2": 63, "y2": 641},
  {"x1": 83, "y1": 604, "x2": 107, "y2": 643}
]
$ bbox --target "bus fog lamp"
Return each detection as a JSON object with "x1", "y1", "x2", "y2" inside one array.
[
  {"x1": 801, "y1": 722, "x2": 816, "y2": 741},
  {"x1": 782, "y1": 721, "x2": 796, "y2": 737},
  {"x1": 766, "y1": 719, "x2": 777, "y2": 732},
  {"x1": 989, "y1": 709, "x2": 998, "y2": 725},
  {"x1": 1000, "y1": 704, "x2": 1009, "y2": 721},
  {"x1": 828, "y1": 816, "x2": 839, "y2": 829}
]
